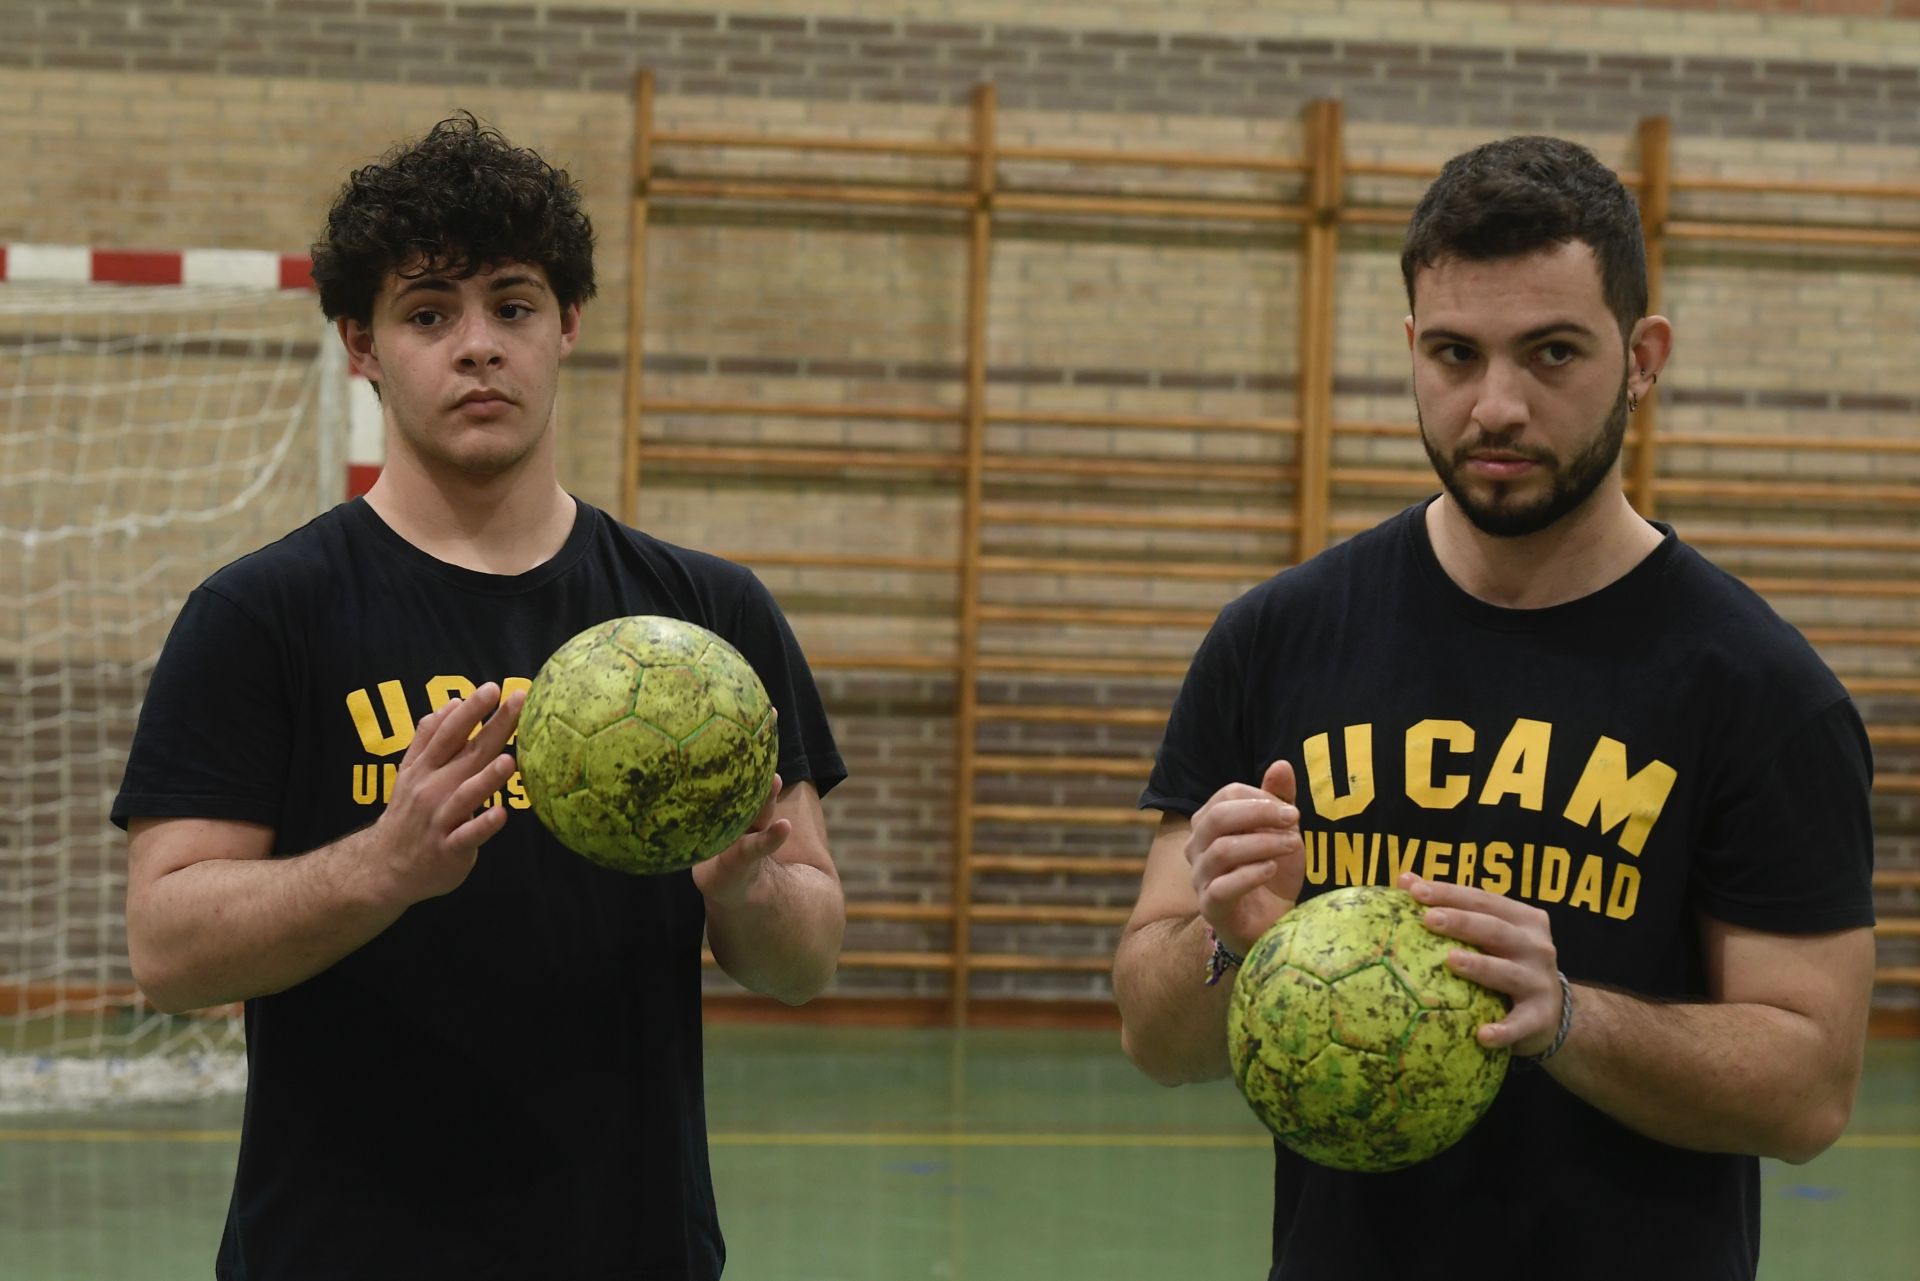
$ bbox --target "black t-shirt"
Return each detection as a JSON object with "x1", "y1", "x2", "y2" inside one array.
[
  {"x1": 113, "y1": 497, "x2": 846, "y2": 1281},
  {"x1": 1143, "y1": 500, "x2": 1875, "y2": 1281}
]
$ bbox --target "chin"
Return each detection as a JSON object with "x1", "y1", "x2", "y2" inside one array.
[
  {"x1": 469, "y1": 452, "x2": 539, "y2": 480},
  {"x1": 1464, "y1": 508, "x2": 1557, "y2": 539},
  {"x1": 1458, "y1": 481, "x2": 1614, "y2": 539},
  {"x1": 427, "y1": 444, "x2": 538, "y2": 480}
]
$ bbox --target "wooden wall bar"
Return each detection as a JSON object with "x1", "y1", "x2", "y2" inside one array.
[{"x1": 621, "y1": 73, "x2": 1920, "y2": 1020}]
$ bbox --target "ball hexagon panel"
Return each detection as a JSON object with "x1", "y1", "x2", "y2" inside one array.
[
  {"x1": 1237, "y1": 961, "x2": 1334, "y2": 1072},
  {"x1": 1327, "y1": 962, "x2": 1422, "y2": 1056},
  {"x1": 1285, "y1": 891, "x2": 1393, "y2": 984},
  {"x1": 695, "y1": 639, "x2": 773, "y2": 734},
  {"x1": 548, "y1": 642, "x2": 643, "y2": 737},
  {"x1": 608, "y1": 615, "x2": 708, "y2": 667},
  {"x1": 1388, "y1": 914, "x2": 1477, "y2": 1010},
  {"x1": 629, "y1": 663, "x2": 712, "y2": 743},
  {"x1": 578, "y1": 716, "x2": 686, "y2": 815},
  {"x1": 520, "y1": 713, "x2": 587, "y2": 800},
  {"x1": 1289, "y1": 1042, "x2": 1402, "y2": 1147}
]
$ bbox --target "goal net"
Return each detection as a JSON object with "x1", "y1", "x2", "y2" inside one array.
[{"x1": 0, "y1": 248, "x2": 346, "y2": 1110}]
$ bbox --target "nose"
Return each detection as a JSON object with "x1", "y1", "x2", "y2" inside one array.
[
  {"x1": 451, "y1": 311, "x2": 505, "y2": 371},
  {"x1": 1470, "y1": 358, "x2": 1529, "y2": 436}
]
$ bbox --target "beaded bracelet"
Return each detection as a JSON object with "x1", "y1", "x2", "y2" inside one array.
[
  {"x1": 1203, "y1": 925, "x2": 1244, "y2": 987},
  {"x1": 1514, "y1": 969, "x2": 1574, "y2": 1065}
]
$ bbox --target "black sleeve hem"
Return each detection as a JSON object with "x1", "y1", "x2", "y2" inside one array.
[
  {"x1": 781, "y1": 752, "x2": 849, "y2": 800},
  {"x1": 111, "y1": 794, "x2": 280, "y2": 832},
  {"x1": 1693, "y1": 900, "x2": 1877, "y2": 934},
  {"x1": 1137, "y1": 791, "x2": 1201, "y2": 818}
]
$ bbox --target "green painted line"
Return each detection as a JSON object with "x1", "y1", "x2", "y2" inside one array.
[
  {"x1": 1835, "y1": 1134, "x2": 1920, "y2": 1150},
  {"x1": 3, "y1": 1129, "x2": 1915, "y2": 1151}
]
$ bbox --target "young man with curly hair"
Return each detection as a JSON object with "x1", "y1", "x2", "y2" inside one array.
[
  {"x1": 1113, "y1": 136, "x2": 1876, "y2": 1281},
  {"x1": 115, "y1": 114, "x2": 847, "y2": 1279}
]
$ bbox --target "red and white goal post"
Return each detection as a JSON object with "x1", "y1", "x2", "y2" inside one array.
[{"x1": 0, "y1": 244, "x2": 381, "y2": 1109}]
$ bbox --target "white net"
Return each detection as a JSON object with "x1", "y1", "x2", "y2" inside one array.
[{"x1": 0, "y1": 276, "x2": 343, "y2": 1110}]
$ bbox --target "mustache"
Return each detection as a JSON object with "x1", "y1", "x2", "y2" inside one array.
[{"x1": 1451, "y1": 436, "x2": 1557, "y2": 466}]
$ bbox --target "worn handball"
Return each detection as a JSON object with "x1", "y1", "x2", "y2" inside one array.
[
  {"x1": 515, "y1": 615, "x2": 778, "y2": 875},
  {"x1": 1226, "y1": 885, "x2": 1509, "y2": 1173}
]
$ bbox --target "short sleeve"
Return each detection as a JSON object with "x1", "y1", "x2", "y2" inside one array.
[
  {"x1": 111, "y1": 586, "x2": 293, "y2": 830},
  {"x1": 1140, "y1": 599, "x2": 1253, "y2": 817},
  {"x1": 1690, "y1": 697, "x2": 1876, "y2": 933},
  {"x1": 724, "y1": 573, "x2": 847, "y2": 799}
]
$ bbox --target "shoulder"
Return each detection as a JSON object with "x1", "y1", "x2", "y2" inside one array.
[
  {"x1": 1214, "y1": 504, "x2": 1413, "y2": 636},
  {"x1": 584, "y1": 505, "x2": 765, "y2": 597},
  {"x1": 1657, "y1": 535, "x2": 1848, "y2": 707},
  {"x1": 194, "y1": 504, "x2": 363, "y2": 619},
  {"x1": 577, "y1": 504, "x2": 787, "y2": 641}
]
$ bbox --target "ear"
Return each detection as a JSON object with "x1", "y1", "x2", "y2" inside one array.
[
  {"x1": 557, "y1": 302, "x2": 582, "y2": 360},
  {"x1": 1627, "y1": 315, "x2": 1674, "y2": 406},
  {"x1": 338, "y1": 316, "x2": 381, "y2": 385},
  {"x1": 1404, "y1": 314, "x2": 1416, "y2": 352}
]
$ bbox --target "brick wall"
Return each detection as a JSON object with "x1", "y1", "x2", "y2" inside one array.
[
  {"x1": 2, "y1": 0, "x2": 1915, "y2": 1010},
  {"x1": 6, "y1": 3, "x2": 1919, "y2": 140}
]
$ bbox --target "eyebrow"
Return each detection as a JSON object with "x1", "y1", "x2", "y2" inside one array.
[
  {"x1": 389, "y1": 273, "x2": 552, "y2": 303},
  {"x1": 1417, "y1": 320, "x2": 1602, "y2": 346}
]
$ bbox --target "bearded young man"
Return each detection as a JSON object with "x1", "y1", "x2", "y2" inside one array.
[
  {"x1": 116, "y1": 115, "x2": 847, "y2": 1280},
  {"x1": 1113, "y1": 135, "x2": 1876, "y2": 1281}
]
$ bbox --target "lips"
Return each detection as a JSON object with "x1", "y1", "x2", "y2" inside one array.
[
  {"x1": 1459, "y1": 448, "x2": 1543, "y2": 478},
  {"x1": 450, "y1": 389, "x2": 516, "y2": 419},
  {"x1": 455, "y1": 390, "x2": 511, "y2": 408}
]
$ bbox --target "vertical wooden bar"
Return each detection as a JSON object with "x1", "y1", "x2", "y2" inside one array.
[
  {"x1": 1631, "y1": 116, "x2": 1671, "y2": 519},
  {"x1": 950, "y1": 84, "x2": 996, "y2": 1027},
  {"x1": 1294, "y1": 100, "x2": 1342, "y2": 561},
  {"x1": 620, "y1": 72, "x2": 656, "y2": 526}
]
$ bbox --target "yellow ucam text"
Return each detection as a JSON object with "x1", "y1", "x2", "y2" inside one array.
[{"x1": 1301, "y1": 717, "x2": 1677, "y2": 860}]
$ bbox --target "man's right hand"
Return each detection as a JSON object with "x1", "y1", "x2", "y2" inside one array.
[
  {"x1": 369, "y1": 683, "x2": 525, "y2": 904},
  {"x1": 125, "y1": 681, "x2": 525, "y2": 1014},
  {"x1": 1186, "y1": 759, "x2": 1305, "y2": 956}
]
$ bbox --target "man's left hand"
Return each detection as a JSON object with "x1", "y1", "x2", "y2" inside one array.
[
  {"x1": 1401, "y1": 872, "x2": 1564, "y2": 1057},
  {"x1": 693, "y1": 774, "x2": 790, "y2": 907}
]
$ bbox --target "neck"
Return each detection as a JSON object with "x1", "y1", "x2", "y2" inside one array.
[
  {"x1": 1424, "y1": 484, "x2": 1664, "y2": 610},
  {"x1": 362, "y1": 444, "x2": 575, "y2": 576}
]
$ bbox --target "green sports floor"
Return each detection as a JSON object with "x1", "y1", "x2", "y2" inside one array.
[{"x1": 2, "y1": 1027, "x2": 1915, "y2": 1280}]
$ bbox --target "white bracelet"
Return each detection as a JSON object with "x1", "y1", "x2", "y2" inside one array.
[{"x1": 1515, "y1": 969, "x2": 1574, "y2": 1065}]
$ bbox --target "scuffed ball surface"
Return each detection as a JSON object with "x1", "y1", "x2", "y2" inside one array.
[
  {"x1": 517, "y1": 615, "x2": 778, "y2": 875},
  {"x1": 1226, "y1": 886, "x2": 1509, "y2": 1172}
]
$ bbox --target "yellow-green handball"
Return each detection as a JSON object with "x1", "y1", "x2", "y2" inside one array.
[
  {"x1": 516, "y1": 615, "x2": 778, "y2": 875},
  {"x1": 1226, "y1": 886, "x2": 1509, "y2": 1173}
]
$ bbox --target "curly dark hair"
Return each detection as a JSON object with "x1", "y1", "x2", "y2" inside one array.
[
  {"x1": 311, "y1": 112, "x2": 597, "y2": 325},
  {"x1": 1401, "y1": 136, "x2": 1646, "y2": 341}
]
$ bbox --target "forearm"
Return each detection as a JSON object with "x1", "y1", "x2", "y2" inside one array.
[
  {"x1": 1550, "y1": 984, "x2": 1857, "y2": 1163},
  {"x1": 705, "y1": 862, "x2": 844, "y2": 1005},
  {"x1": 127, "y1": 828, "x2": 402, "y2": 1013},
  {"x1": 1113, "y1": 917, "x2": 1234, "y2": 1086}
]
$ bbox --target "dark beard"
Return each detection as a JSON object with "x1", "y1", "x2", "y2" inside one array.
[{"x1": 1418, "y1": 377, "x2": 1631, "y2": 539}]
